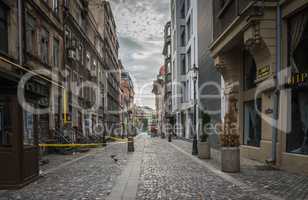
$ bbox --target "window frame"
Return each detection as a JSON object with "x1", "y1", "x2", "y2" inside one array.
[
  {"x1": 243, "y1": 99, "x2": 262, "y2": 147},
  {"x1": 53, "y1": 37, "x2": 60, "y2": 68},
  {"x1": 180, "y1": 54, "x2": 186, "y2": 75},
  {"x1": 26, "y1": 13, "x2": 37, "y2": 55},
  {"x1": 52, "y1": 0, "x2": 60, "y2": 17},
  {"x1": 0, "y1": 2, "x2": 9, "y2": 54},
  {"x1": 40, "y1": 27, "x2": 50, "y2": 65}
]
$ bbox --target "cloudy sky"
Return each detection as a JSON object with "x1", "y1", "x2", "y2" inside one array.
[{"x1": 109, "y1": 0, "x2": 170, "y2": 109}]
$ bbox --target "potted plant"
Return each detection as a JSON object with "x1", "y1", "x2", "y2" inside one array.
[
  {"x1": 220, "y1": 97, "x2": 240, "y2": 173},
  {"x1": 198, "y1": 113, "x2": 211, "y2": 159}
]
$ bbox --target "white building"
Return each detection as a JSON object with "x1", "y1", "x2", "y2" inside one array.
[
  {"x1": 171, "y1": 0, "x2": 199, "y2": 139},
  {"x1": 170, "y1": 0, "x2": 221, "y2": 139}
]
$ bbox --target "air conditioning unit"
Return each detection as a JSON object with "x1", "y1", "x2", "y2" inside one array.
[{"x1": 68, "y1": 50, "x2": 76, "y2": 60}]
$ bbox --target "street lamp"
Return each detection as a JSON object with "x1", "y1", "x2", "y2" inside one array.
[{"x1": 191, "y1": 64, "x2": 199, "y2": 155}]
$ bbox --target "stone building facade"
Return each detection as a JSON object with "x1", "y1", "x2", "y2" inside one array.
[
  {"x1": 90, "y1": 1, "x2": 121, "y2": 135},
  {"x1": 162, "y1": 21, "x2": 173, "y2": 134},
  {"x1": 210, "y1": 0, "x2": 308, "y2": 175},
  {"x1": 0, "y1": 0, "x2": 124, "y2": 188},
  {"x1": 120, "y1": 71, "x2": 135, "y2": 136},
  {"x1": 152, "y1": 66, "x2": 166, "y2": 137},
  {"x1": 0, "y1": 0, "x2": 66, "y2": 188}
]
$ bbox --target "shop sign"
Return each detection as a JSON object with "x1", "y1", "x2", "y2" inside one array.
[
  {"x1": 257, "y1": 65, "x2": 271, "y2": 80},
  {"x1": 286, "y1": 73, "x2": 308, "y2": 88}
]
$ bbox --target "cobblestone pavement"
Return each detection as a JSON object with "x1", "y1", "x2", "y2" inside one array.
[
  {"x1": 0, "y1": 142, "x2": 129, "y2": 200},
  {"x1": 172, "y1": 139, "x2": 308, "y2": 200},
  {"x1": 1, "y1": 135, "x2": 308, "y2": 200},
  {"x1": 135, "y1": 135, "x2": 308, "y2": 200}
]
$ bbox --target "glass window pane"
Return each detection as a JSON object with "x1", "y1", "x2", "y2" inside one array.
[
  {"x1": 287, "y1": 10, "x2": 308, "y2": 155},
  {"x1": 243, "y1": 99, "x2": 262, "y2": 147},
  {"x1": 243, "y1": 50, "x2": 257, "y2": 90},
  {"x1": 0, "y1": 4, "x2": 8, "y2": 53},
  {"x1": 0, "y1": 101, "x2": 11, "y2": 146},
  {"x1": 24, "y1": 111, "x2": 34, "y2": 146}
]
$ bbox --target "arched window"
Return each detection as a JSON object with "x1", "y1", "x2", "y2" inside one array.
[{"x1": 243, "y1": 50, "x2": 257, "y2": 90}]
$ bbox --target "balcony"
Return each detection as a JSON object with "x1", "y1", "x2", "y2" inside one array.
[{"x1": 213, "y1": 0, "x2": 268, "y2": 40}]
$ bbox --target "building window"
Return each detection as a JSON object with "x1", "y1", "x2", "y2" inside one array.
[
  {"x1": 181, "y1": 81, "x2": 186, "y2": 103},
  {"x1": 76, "y1": 43, "x2": 83, "y2": 62},
  {"x1": 53, "y1": 0, "x2": 59, "y2": 17},
  {"x1": 65, "y1": 28, "x2": 71, "y2": 48},
  {"x1": 180, "y1": 2, "x2": 185, "y2": 19},
  {"x1": 180, "y1": 25, "x2": 186, "y2": 47},
  {"x1": 287, "y1": 10, "x2": 308, "y2": 155},
  {"x1": 0, "y1": 100, "x2": 10, "y2": 146},
  {"x1": 186, "y1": 0, "x2": 190, "y2": 13},
  {"x1": 40, "y1": 28, "x2": 49, "y2": 64},
  {"x1": 243, "y1": 99, "x2": 262, "y2": 147},
  {"x1": 23, "y1": 111, "x2": 34, "y2": 146},
  {"x1": 187, "y1": 48, "x2": 191, "y2": 70},
  {"x1": 80, "y1": 44, "x2": 84, "y2": 64},
  {"x1": 186, "y1": 80, "x2": 189, "y2": 102},
  {"x1": 243, "y1": 50, "x2": 257, "y2": 90},
  {"x1": 0, "y1": 2, "x2": 8, "y2": 53},
  {"x1": 53, "y1": 38, "x2": 60, "y2": 68},
  {"x1": 180, "y1": 54, "x2": 186, "y2": 75},
  {"x1": 187, "y1": 17, "x2": 191, "y2": 42},
  {"x1": 26, "y1": 13, "x2": 36, "y2": 55}
]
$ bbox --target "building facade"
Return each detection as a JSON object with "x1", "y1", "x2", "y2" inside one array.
[
  {"x1": 210, "y1": 0, "x2": 308, "y2": 175},
  {"x1": 62, "y1": 0, "x2": 121, "y2": 139},
  {"x1": 171, "y1": 0, "x2": 198, "y2": 139},
  {"x1": 152, "y1": 66, "x2": 165, "y2": 136},
  {"x1": 0, "y1": 0, "x2": 66, "y2": 188},
  {"x1": 120, "y1": 71, "x2": 135, "y2": 136},
  {"x1": 63, "y1": 0, "x2": 103, "y2": 142},
  {"x1": 170, "y1": 0, "x2": 221, "y2": 139},
  {"x1": 162, "y1": 21, "x2": 174, "y2": 134}
]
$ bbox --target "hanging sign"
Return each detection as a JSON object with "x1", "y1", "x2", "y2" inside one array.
[
  {"x1": 257, "y1": 65, "x2": 271, "y2": 80},
  {"x1": 286, "y1": 73, "x2": 308, "y2": 88}
]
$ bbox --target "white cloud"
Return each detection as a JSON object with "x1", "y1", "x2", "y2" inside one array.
[{"x1": 110, "y1": 0, "x2": 170, "y2": 109}]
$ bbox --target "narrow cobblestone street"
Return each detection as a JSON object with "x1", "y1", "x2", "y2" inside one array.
[
  {"x1": 0, "y1": 143, "x2": 129, "y2": 200},
  {"x1": 1, "y1": 134, "x2": 308, "y2": 200}
]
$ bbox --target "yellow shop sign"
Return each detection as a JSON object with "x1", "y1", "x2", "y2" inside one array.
[
  {"x1": 257, "y1": 65, "x2": 271, "y2": 80},
  {"x1": 287, "y1": 73, "x2": 308, "y2": 87}
]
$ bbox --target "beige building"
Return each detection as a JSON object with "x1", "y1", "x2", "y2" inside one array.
[
  {"x1": 152, "y1": 66, "x2": 166, "y2": 136},
  {"x1": 210, "y1": 0, "x2": 308, "y2": 175}
]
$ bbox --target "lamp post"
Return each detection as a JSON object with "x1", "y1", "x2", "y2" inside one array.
[{"x1": 191, "y1": 64, "x2": 199, "y2": 155}]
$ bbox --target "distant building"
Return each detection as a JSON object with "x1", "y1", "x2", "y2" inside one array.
[
  {"x1": 121, "y1": 71, "x2": 135, "y2": 136},
  {"x1": 162, "y1": 21, "x2": 173, "y2": 133},
  {"x1": 152, "y1": 65, "x2": 166, "y2": 136}
]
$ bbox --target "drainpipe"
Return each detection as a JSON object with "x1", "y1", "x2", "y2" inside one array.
[{"x1": 270, "y1": 1, "x2": 282, "y2": 164}]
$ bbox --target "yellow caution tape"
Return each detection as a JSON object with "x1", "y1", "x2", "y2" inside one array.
[
  {"x1": 39, "y1": 137, "x2": 129, "y2": 148},
  {"x1": 39, "y1": 144, "x2": 102, "y2": 148},
  {"x1": 109, "y1": 137, "x2": 128, "y2": 142}
]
